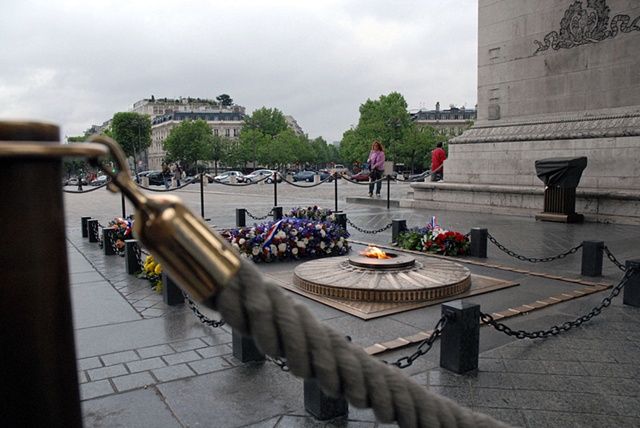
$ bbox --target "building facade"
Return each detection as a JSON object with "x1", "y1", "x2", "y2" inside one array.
[{"x1": 411, "y1": 102, "x2": 477, "y2": 136}]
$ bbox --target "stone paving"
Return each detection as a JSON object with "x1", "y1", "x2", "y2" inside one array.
[{"x1": 60, "y1": 181, "x2": 640, "y2": 427}]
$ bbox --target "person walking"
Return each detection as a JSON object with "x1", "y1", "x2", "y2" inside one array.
[
  {"x1": 161, "y1": 162, "x2": 171, "y2": 189},
  {"x1": 172, "y1": 163, "x2": 182, "y2": 186},
  {"x1": 431, "y1": 142, "x2": 446, "y2": 182},
  {"x1": 367, "y1": 141, "x2": 385, "y2": 197}
]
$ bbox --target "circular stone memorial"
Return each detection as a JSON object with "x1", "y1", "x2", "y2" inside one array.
[{"x1": 293, "y1": 249, "x2": 471, "y2": 303}]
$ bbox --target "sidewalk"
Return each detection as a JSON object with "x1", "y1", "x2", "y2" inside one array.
[{"x1": 63, "y1": 187, "x2": 640, "y2": 427}]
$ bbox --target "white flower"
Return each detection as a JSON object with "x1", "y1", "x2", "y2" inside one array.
[
  {"x1": 232, "y1": 243, "x2": 240, "y2": 251},
  {"x1": 239, "y1": 238, "x2": 245, "y2": 245},
  {"x1": 252, "y1": 247, "x2": 260, "y2": 256},
  {"x1": 303, "y1": 238, "x2": 309, "y2": 245},
  {"x1": 276, "y1": 231, "x2": 286, "y2": 239},
  {"x1": 320, "y1": 229, "x2": 326, "y2": 237},
  {"x1": 316, "y1": 224, "x2": 322, "y2": 230},
  {"x1": 337, "y1": 241, "x2": 343, "y2": 248},
  {"x1": 291, "y1": 229, "x2": 298, "y2": 236},
  {"x1": 270, "y1": 244, "x2": 277, "y2": 254},
  {"x1": 297, "y1": 241, "x2": 306, "y2": 248},
  {"x1": 320, "y1": 241, "x2": 326, "y2": 249},
  {"x1": 278, "y1": 243, "x2": 287, "y2": 253},
  {"x1": 292, "y1": 247, "x2": 298, "y2": 255}
]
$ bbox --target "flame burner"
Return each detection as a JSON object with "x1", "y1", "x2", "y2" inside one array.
[
  {"x1": 348, "y1": 252, "x2": 416, "y2": 270},
  {"x1": 293, "y1": 250, "x2": 472, "y2": 303}
]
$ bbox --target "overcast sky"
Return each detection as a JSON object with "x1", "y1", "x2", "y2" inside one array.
[{"x1": 1, "y1": 0, "x2": 478, "y2": 144}]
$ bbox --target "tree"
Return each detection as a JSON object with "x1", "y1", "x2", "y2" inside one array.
[
  {"x1": 163, "y1": 120, "x2": 213, "y2": 172},
  {"x1": 111, "y1": 112, "x2": 152, "y2": 159},
  {"x1": 338, "y1": 92, "x2": 411, "y2": 167},
  {"x1": 203, "y1": 134, "x2": 233, "y2": 175},
  {"x1": 216, "y1": 94, "x2": 233, "y2": 107},
  {"x1": 238, "y1": 107, "x2": 289, "y2": 169}
]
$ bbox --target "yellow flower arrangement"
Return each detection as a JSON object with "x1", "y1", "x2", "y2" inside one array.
[{"x1": 140, "y1": 254, "x2": 163, "y2": 292}]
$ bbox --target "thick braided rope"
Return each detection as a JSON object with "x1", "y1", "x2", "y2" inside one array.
[{"x1": 214, "y1": 259, "x2": 511, "y2": 428}]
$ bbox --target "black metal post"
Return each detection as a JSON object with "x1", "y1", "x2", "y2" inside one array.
[
  {"x1": 273, "y1": 206, "x2": 283, "y2": 221},
  {"x1": 81, "y1": 216, "x2": 91, "y2": 238},
  {"x1": 469, "y1": 228, "x2": 488, "y2": 258},
  {"x1": 386, "y1": 175, "x2": 391, "y2": 209},
  {"x1": 391, "y1": 219, "x2": 407, "y2": 244},
  {"x1": 581, "y1": 240, "x2": 604, "y2": 277},
  {"x1": 440, "y1": 300, "x2": 480, "y2": 374},
  {"x1": 87, "y1": 219, "x2": 100, "y2": 243},
  {"x1": 200, "y1": 173, "x2": 205, "y2": 219},
  {"x1": 335, "y1": 212, "x2": 347, "y2": 231},
  {"x1": 103, "y1": 228, "x2": 117, "y2": 255},
  {"x1": 232, "y1": 329, "x2": 265, "y2": 362},
  {"x1": 162, "y1": 272, "x2": 185, "y2": 306},
  {"x1": 334, "y1": 174, "x2": 338, "y2": 212},
  {"x1": 124, "y1": 239, "x2": 140, "y2": 275},
  {"x1": 0, "y1": 121, "x2": 82, "y2": 427},
  {"x1": 623, "y1": 259, "x2": 640, "y2": 308},
  {"x1": 304, "y1": 379, "x2": 348, "y2": 420},
  {"x1": 121, "y1": 192, "x2": 126, "y2": 218},
  {"x1": 236, "y1": 208, "x2": 247, "y2": 227},
  {"x1": 273, "y1": 172, "x2": 278, "y2": 207}
]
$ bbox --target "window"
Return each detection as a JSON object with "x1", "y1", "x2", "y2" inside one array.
[
  {"x1": 233, "y1": 129, "x2": 238, "y2": 137},
  {"x1": 214, "y1": 129, "x2": 219, "y2": 136},
  {"x1": 225, "y1": 129, "x2": 230, "y2": 137}
]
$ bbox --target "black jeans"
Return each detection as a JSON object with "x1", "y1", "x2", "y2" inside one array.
[{"x1": 369, "y1": 170, "x2": 382, "y2": 194}]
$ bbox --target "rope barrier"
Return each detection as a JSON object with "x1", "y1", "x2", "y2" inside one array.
[{"x1": 213, "y1": 259, "x2": 509, "y2": 427}]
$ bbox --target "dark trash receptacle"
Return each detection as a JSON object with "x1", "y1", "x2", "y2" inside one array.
[{"x1": 534, "y1": 157, "x2": 587, "y2": 223}]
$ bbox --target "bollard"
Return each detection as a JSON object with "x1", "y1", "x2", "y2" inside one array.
[
  {"x1": 304, "y1": 379, "x2": 348, "y2": 420},
  {"x1": 440, "y1": 300, "x2": 480, "y2": 374},
  {"x1": 87, "y1": 219, "x2": 100, "y2": 243},
  {"x1": 391, "y1": 219, "x2": 407, "y2": 243},
  {"x1": 1, "y1": 121, "x2": 82, "y2": 427},
  {"x1": 162, "y1": 272, "x2": 185, "y2": 306},
  {"x1": 81, "y1": 216, "x2": 91, "y2": 238},
  {"x1": 232, "y1": 329, "x2": 265, "y2": 362},
  {"x1": 469, "y1": 228, "x2": 488, "y2": 258},
  {"x1": 103, "y1": 227, "x2": 118, "y2": 255},
  {"x1": 236, "y1": 208, "x2": 246, "y2": 227},
  {"x1": 272, "y1": 206, "x2": 283, "y2": 220},
  {"x1": 124, "y1": 239, "x2": 141, "y2": 275},
  {"x1": 303, "y1": 337, "x2": 350, "y2": 420},
  {"x1": 335, "y1": 212, "x2": 347, "y2": 231},
  {"x1": 623, "y1": 259, "x2": 640, "y2": 308},
  {"x1": 581, "y1": 240, "x2": 604, "y2": 277}
]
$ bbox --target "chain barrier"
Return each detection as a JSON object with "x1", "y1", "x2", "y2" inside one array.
[
  {"x1": 346, "y1": 218, "x2": 394, "y2": 235},
  {"x1": 481, "y1": 266, "x2": 636, "y2": 339},
  {"x1": 385, "y1": 314, "x2": 448, "y2": 369},
  {"x1": 182, "y1": 292, "x2": 226, "y2": 328},
  {"x1": 268, "y1": 356, "x2": 290, "y2": 371},
  {"x1": 487, "y1": 232, "x2": 582, "y2": 263},
  {"x1": 245, "y1": 209, "x2": 274, "y2": 221},
  {"x1": 604, "y1": 245, "x2": 627, "y2": 272},
  {"x1": 62, "y1": 181, "x2": 111, "y2": 193}
]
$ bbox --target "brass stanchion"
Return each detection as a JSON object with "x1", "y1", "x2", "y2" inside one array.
[{"x1": 0, "y1": 121, "x2": 82, "y2": 427}]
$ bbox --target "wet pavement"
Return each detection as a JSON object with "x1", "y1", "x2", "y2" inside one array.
[{"x1": 61, "y1": 180, "x2": 640, "y2": 427}]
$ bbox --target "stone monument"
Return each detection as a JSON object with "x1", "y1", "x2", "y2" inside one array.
[{"x1": 407, "y1": 0, "x2": 640, "y2": 224}]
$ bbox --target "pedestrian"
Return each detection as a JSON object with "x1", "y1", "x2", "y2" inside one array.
[
  {"x1": 172, "y1": 163, "x2": 182, "y2": 186},
  {"x1": 161, "y1": 162, "x2": 171, "y2": 189},
  {"x1": 366, "y1": 141, "x2": 385, "y2": 197},
  {"x1": 431, "y1": 142, "x2": 446, "y2": 182}
]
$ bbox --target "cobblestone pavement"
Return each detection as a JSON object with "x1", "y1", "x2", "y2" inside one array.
[{"x1": 61, "y1": 180, "x2": 640, "y2": 427}]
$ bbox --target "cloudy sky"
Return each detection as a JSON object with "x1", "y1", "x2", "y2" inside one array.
[{"x1": 1, "y1": 0, "x2": 478, "y2": 143}]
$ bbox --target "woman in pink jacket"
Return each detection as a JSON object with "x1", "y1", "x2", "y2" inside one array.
[{"x1": 367, "y1": 141, "x2": 385, "y2": 197}]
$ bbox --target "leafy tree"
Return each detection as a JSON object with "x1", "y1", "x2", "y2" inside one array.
[
  {"x1": 338, "y1": 92, "x2": 411, "y2": 167},
  {"x1": 163, "y1": 120, "x2": 213, "y2": 172},
  {"x1": 403, "y1": 124, "x2": 447, "y2": 173},
  {"x1": 204, "y1": 134, "x2": 233, "y2": 174},
  {"x1": 216, "y1": 94, "x2": 233, "y2": 107},
  {"x1": 111, "y1": 112, "x2": 152, "y2": 159}
]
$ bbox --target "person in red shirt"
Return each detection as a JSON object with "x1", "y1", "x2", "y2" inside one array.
[{"x1": 431, "y1": 142, "x2": 446, "y2": 182}]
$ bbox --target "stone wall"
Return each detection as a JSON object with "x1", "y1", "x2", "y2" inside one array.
[{"x1": 445, "y1": 0, "x2": 640, "y2": 191}]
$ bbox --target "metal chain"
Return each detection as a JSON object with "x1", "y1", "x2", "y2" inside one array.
[
  {"x1": 487, "y1": 232, "x2": 582, "y2": 263},
  {"x1": 385, "y1": 314, "x2": 448, "y2": 369},
  {"x1": 182, "y1": 292, "x2": 225, "y2": 328},
  {"x1": 245, "y1": 209, "x2": 274, "y2": 221},
  {"x1": 603, "y1": 245, "x2": 627, "y2": 272},
  {"x1": 268, "y1": 356, "x2": 290, "y2": 371},
  {"x1": 346, "y1": 218, "x2": 394, "y2": 235},
  {"x1": 481, "y1": 266, "x2": 636, "y2": 339}
]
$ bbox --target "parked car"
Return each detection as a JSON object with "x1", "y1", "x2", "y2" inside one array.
[
  {"x1": 350, "y1": 171, "x2": 371, "y2": 182},
  {"x1": 66, "y1": 177, "x2": 88, "y2": 186},
  {"x1": 292, "y1": 170, "x2": 333, "y2": 182},
  {"x1": 244, "y1": 169, "x2": 281, "y2": 183},
  {"x1": 90, "y1": 175, "x2": 110, "y2": 186},
  {"x1": 213, "y1": 171, "x2": 245, "y2": 183}
]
